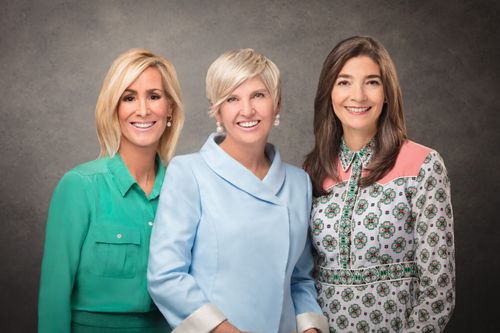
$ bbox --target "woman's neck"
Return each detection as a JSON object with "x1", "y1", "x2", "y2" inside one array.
[
  {"x1": 219, "y1": 139, "x2": 270, "y2": 180},
  {"x1": 118, "y1": 145, "x2": 157, "y2": 196},
  {"x1": 342, "y1": 128, "x2": 376, "y2": 151}
]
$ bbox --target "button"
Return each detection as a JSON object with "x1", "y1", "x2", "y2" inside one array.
[
  {"x1": 148, "y1": 221, "x2": 154, "y2": 226},
  {"x1": 116, "y1": 233, "x2": 122, "y2": 239}
]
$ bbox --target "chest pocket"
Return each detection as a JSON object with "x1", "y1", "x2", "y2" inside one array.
[{"x1": 91, "y1": 224, "x2": 141, "y2": 278}]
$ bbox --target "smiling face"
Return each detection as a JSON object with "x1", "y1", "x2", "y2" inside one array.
[
  {"x1": 216, "y1": 76, "x2": 276, "y2": 153},
  {"x1": 331, "y1": 55, "x2": 385, "y2": 140},
  {"x1": 117, "y1": 67, "x2": 171, "y2": 155}
]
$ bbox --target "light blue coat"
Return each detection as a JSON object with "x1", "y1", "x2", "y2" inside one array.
[{"x1": 148, "y1": 134, "x2": 326, "y2": 333}]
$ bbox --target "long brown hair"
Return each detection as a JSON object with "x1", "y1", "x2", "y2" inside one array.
[{"x1": 304, "y1": 36, "x2": 407, "y2": 196}]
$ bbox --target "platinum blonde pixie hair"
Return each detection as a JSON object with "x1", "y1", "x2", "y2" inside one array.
[
  {"x1": 206, "y1": 48, "x2": 281, "y2": 117},
  {"x1": 95, "y1": 48, "x2": 184, "y2": 164}
]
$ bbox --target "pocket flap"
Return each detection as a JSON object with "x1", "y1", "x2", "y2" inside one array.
[{"x1": 93, "y1": 224, "x2": 141, "y2": 245}]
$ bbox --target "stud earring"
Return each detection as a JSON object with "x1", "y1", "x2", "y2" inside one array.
[
  {"x1": 273, "y1": 114, "x2": 280, "y2": 127},
  {"x1": 166, "y1": 116, "x2": 173, "y2": 127},
  {"x1": 216, "y1": 121, "x2": 224, "y2": 133}
]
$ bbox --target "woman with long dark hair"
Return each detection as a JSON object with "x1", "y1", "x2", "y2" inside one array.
[{"x1": 304, "y1": 36, "x2": 455, "y2": 332}]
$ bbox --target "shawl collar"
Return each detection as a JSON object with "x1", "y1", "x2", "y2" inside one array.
[{"x1": 200, "y1": 133, "x2": 286, "y2": 205}]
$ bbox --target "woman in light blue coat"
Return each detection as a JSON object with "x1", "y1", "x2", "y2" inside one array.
[{"x1": 147, "y1": 49, "x2": 328, "y2": 333}]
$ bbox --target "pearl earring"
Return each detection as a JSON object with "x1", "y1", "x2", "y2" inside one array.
[
  {"x1": 166, "y1": 116, "x2": 173, "y2": 127},
  {"x1": 216, "y1": 121, "x2": 224, "y2": 133},
  {"x1": 273, "y1": 114, "x2": 280, "y2": 127}
]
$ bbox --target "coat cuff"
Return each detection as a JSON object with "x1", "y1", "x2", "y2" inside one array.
[
  {"x1": 296, "y1": 312, "x2": 329, "y2": 333},
  {"x1": 172, "y1": 304, "x2": 226, "y2": 333}
]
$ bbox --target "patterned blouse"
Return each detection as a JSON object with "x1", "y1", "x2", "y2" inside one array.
[{"x1": 311, "y1": 139, "x2": 455, "y2": 333}]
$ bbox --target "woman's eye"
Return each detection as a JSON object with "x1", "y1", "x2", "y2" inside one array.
[
  {"x1": 226, "y1": 96, "x2": 237, "y2": 103},
  {"x1": 336, "y1": 80, "x2": 349, "y2": 86},
  {"x1": 150, "y1": 94, "x2": 161, "y2": 100},
  {"x1": 367, "y1": 80, "x2": 382, "y2": 86},
  {"x1": 254, "y1": 92, "x2": 265, "y2": 98},
  {"x1": 122, "y1": 95, "x2": 135, "y2": 102}
]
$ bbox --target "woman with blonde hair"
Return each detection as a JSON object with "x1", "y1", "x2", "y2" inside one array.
[
  {"x1": 38, "y1": 48, "x2": 184, "y2": 333},
  {"x1": 304, "y1": 36, "x2": 455, "y2": 332},
  {"x1": 148, "y1": 48, "x2": 328, "y2": 333}
]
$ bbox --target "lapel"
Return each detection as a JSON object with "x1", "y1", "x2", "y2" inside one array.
[{"x1": 200, "y1": 133, "x2": 286, "y2": 206}]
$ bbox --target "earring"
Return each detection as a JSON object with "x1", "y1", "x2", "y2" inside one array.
[
  {"x1": 273, "y1": 114, "x2": 280, "y2": 127},
  {"x1": 166, "y1": 116, "x2": 173, "y2": 127},
  {"x1": 216, "y1": 121, "x2": 224, "y2": 133}
]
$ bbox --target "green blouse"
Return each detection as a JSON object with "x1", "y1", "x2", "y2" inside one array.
[{"x1": 38, "y1": 154, "x2": 169, "y2": 333}]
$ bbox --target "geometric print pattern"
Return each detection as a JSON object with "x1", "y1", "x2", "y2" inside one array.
[{"x1": 312, "y1": 144, "x2": 455, "y2": 332}]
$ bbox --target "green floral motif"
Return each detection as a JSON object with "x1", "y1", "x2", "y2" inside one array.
[
  {"x1": 405, "y1": 186, "x2": 417, "y2": 201},
  {"x1": 381, "y1": 188, "x2": 396, "y2": 204},
  {"x1": 384, "y1": 299, "x2": 397, "y2": 314},
  {"x1": 379, "y1": 221, "x2": 396, "y2": 239},
  {"x1": 325, "y1": 286, "x2": 336, "y2": 299},
  {"x1": 363, "y1": 213, "x2": 378, "y2": 230},
  {"x1": 356, "y1": 199, "x2": 369, "y2": 215},
  {"x1": 392, "y1": 202, "x2": 409, "y2": 220},
  {"x1": 322, "y1": 235, "x2": 337, "y2": 252},
  {"x1": 416, "y1": 221, "x2": 428, "y2": 236},
  {"x1": 425, "y1": 176, "x2": 437, "y2": 191},
  {"x1": 446, "y1": 232, "x2": 453, "y2": 246},
  {"x1": 369, "y1": 184, "x2": 382, "y2": 197},
  {"x1": 348, "y1": 304, "x2": 361, "y2": 318},
  {"x1": 416, "y1": 168, "x2": 426, "y2": 182},
  {"x1": 379, "y1": 253, "x2": 393, "y2": 265},
  {"x1": 433, "y1": 160, "x2": 443, "y2": 174},
  {"x1": 445, "y1": 204, "x2": 453, "y2": 218},
  {"x1": 362, "y1": 292, "x2": 376, "y2": 307},
  {"x1": 390, "y1": 317, "x2": 403, "y2": 332},
  {"x1": 436, "y1": 216, "x2": 447, "y2": 231},
  {"x1": 356, "y1": 320, "x2": 370, "y2": 333},
  {"x1": 431, "y1": 300, "x2": 445, "y2": 314},
  {"x1": 437, "y1": 273, "x2": 450, "y2": 288},
  {"x1": 369, "y1": 310, "x2": 383, "y2": 324},
  {"x1": 325, "y1": 202, "x2": 341, "y2": 218},
  {"x1": 336, "y1": 315, "x2": 349, "y2": 329},
  {"x1": 354, "y1": 232, "x2": 368, "y2": 249},
  {"x1": 365, "y1": 246, "x2": 379, "y2": 263},
  {"x1": 329, "y1": 299, "x2": 341, "y2": 313},
  {"x1": 416, "y1": 194, "x2": 427, "y2": 208},
  {"x1": 312, "y1": 218, "x2": 324, "y2": 236},
  {"x1": 422, "y1": 324, "x2": 436, "y2": 333},
  {"x1": 427, "y1": 232, "x2": 440, "y2": 247},
  {"x1": 391, "y1": 236, "x2": 406, "y2": 253},
  {"x1": 376, "y1": 282, "x2": 390, "y2": 297},
  {"x1": 418, "y1": 309, "x2": 430, "y2": 322},
  {"x1": 397, "y1": 290, "x2": 410, "y2": 304},
  {"x1": 434, "y1": 188, "x2": 447, "y2": 202},
  {"x1": 395, "y1": 178, "x2": 406, "y2": 186},
  {"x1": 428, "y1": 260, "x2": 442, "y2": 275},
  {"x1": 341, "y1": 288, "x2": 354, "y2": 301},
  {"x1": 438, "y1": 245, "x2": 448, "y2": 259},
  {"x1": 424, "y1": 204, "x2": 438, "y2": 218}
]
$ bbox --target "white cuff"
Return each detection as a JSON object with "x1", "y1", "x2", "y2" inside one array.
[
  {"x1": 296, "y1": 312, "x2": 329, "y2": 333},
  {"x1": 172, "y1": 303, "x2": 226, "y2": 333}
]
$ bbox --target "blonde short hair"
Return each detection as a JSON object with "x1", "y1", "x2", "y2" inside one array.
[
  {"x1": 95, "y1": 48, "x2": 184, "y2": 164},
  {"x1": 206, "y1": 48, "x2": 281, "y2": 116}
]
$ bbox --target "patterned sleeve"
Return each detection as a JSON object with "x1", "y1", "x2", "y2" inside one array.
[{"x1": 409, "y1": 151, "x2": 455, "y2": 332}]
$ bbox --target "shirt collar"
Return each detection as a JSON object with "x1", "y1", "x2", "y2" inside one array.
[
  {"x1": 108, "y1": 153, "x2": 165, "y2": 199},
  {"x1": 339, "y1": 137, "x2": 376, "y2": 171}
]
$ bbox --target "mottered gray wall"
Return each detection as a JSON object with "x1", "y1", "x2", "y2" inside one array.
[{"x1": 1, "y1": 0, "x2": 498, "y2": 331}]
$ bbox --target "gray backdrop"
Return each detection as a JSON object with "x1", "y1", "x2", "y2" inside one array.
[{"x1": 1, "y1": 0, "x2": 499, "y2": 332}]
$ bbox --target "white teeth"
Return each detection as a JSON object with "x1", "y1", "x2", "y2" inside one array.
[
  {"x1": 346, "y1": 106, "x2": 370, "y2": 113},
  {"x1": 238, "y1": 121, "x2": 259, "y2": 128},
  {"x1": 132, "y1": 122, "x2": 154, "y2": 128}
]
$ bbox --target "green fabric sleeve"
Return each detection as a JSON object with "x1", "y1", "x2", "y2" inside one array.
[{"x1": 38, "y1": 170, "x2": 92, "y2": 333}]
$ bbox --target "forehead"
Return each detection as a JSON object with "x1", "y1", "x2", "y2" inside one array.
[
  {"x1": 339, "y1": 56, "x2": 381, "y2": 76},
  {"x1": 128, "y1": 66, "x2": 164, "y2": 89},
  {"x1": 231, "y1": 76, "x2": 267, "y2": 94}
]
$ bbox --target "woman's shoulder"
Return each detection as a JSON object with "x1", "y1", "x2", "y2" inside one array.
[{"x1": 378, "y1": 140, "x2": 444, "y2": 184}]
